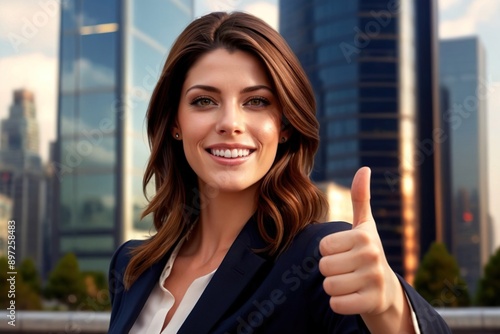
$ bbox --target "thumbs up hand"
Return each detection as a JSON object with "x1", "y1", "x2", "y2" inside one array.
[{"x1": 319, "y1": 167, "x2": 414, "y2": 332}]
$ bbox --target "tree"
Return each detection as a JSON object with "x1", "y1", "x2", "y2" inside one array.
[
  {"x1": 476, "y1": 247, "x2": 500, "y2": 306},
  {"x1": 414, "y1": 242, "x2": 470, "y2": 307},
  {"x1": 77, "y1": 271, "x2": 111, "y2": 311},
  {"x1": 19, "y1": 258, "x2": 41, "y2": 293},
  {"x1": 44, "y1": 253, "x2": 85, "y2": 310},
  {"x1": 15, "y1": 279, "x2": 42, "y2": 310},
  {"x1": 17, "y1": 258, "x2": 43, "y2": 310},
  {"x1": 0, "y1": 257, "x2": 11, "y2": 308},
  {"x1": 0, "y1": 257, "x2": 42, "y2": 310}
]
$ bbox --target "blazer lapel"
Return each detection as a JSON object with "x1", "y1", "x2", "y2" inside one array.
[
  {"x1": 113, "y1": 249, "x2": 172, "y2": 333},
  {"x1": 178, "y1": 217, "x2": 269, "y2": 334}
]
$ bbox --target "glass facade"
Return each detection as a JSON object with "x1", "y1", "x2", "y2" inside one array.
[
  {"x1": 280, "y1": 0, "x2": 419, "y2": 278},
  {"x1": 55, "y1": 0, "x2": 193, "y2": 275},
  {"x1": 124, "y1": 0, "x2": 193, "y2": 236},
  {"x1": 439, "y1": 37, "x2": 490, "y2": 295}
]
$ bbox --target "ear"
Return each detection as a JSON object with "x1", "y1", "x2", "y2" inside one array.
[
  {"x1": 279, "y1": 127, "x2": 293, "y2": 143},
  {"x1": 171, "y1": 125, "x2": 181, "y2": 140},
  {"x1": 280, "y1": 115, "x2": 293, "y2": 142}
]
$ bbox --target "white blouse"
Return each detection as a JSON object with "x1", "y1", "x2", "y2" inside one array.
[{"x1": 129, "y1": 235, "x2": 217, "y2": 334}]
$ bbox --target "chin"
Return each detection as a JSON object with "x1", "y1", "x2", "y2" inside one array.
[
  {"x1": 205, "y1": 177, "x2": 261, "y2": 195},
  {"x1": 214, "y1": 183, "x2": 255, "y2": 194}
]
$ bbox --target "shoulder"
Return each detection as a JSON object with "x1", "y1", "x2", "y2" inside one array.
[
  {"x1": 108, "y1": 239, "x2": 145, "y2": 299},
  {"x1": 109, "y1": 239, "x2": 145, "y2": 272}
]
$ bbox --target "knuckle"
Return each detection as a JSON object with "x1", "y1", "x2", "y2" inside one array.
[
  {"x1": 318, "y1": 257, "x2": 328, "y2": 275},
  {"x1": 359, "y1": 246, "x2": 379, "y2": 263},
  {"x1": 366, "y1": 266, "x2": 384, "y2": 288},
  {"x1": 323, "y1": 277, "x2": 335, "y2": 295},
  {"x1": 329, "y1": 297, "x2": 342, "y2": 313},
  {"x1": 319, "y1": 237, "x2": 329, "y2": 256},
  {"x1": 354, "y1": 229, "x2": 371, "y2": 245}
]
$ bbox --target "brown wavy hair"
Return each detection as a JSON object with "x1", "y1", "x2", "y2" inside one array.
[{"x1": 123, "y1": 11, "x2": 328, "y2": 289}]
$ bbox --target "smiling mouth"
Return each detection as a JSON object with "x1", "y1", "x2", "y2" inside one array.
[{"x1": 209, "y1": 148, "x2": 253, "y2": 158}]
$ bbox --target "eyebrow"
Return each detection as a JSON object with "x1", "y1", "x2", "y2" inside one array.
[{"x1": 185, "y1": 84, "x2": 274, "y2": 95}]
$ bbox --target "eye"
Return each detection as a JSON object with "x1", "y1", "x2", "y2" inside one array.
[
  {"x1": 244, "y1": 97, "x2": 270, "y2": 108},
  {"x1": 191, "y1": 96, "x2": 216, "y2": 107}
]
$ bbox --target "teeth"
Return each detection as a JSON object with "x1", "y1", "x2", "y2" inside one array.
[{"x1": 210, "y1": 148, "x2": 250, "y2": 158}]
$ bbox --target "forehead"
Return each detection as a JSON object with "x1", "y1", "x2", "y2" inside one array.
[{"x1": 183, "y1": 48, "x2": 272, "y2": 89}]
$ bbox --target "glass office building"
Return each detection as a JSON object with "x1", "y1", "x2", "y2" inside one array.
[
  {"x1": 280, "y1": 0, "x2": 420, "y2": 279},
  {"x1": 54, "y1": 0, "x2": 193, "y2": 274},
  {"x1": 439, "y1": 37, "x2": 490, "y2": 295}
]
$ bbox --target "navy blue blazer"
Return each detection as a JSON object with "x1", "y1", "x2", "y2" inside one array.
[{"x1": 108, "y1": 218, "x2": 450, "y2": 333}]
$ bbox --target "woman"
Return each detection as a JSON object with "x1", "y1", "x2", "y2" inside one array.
[{"x1": 108, "y1": 12, "x2": 450, "y2": 333}]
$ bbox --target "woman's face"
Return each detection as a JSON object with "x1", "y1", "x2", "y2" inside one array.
[{"x1": 175, "y1": 48, "x2": 285, "y2": 194}]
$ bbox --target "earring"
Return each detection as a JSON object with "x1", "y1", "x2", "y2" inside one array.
[
  {"x1": 175, "y1": 133, "x2": 180, "y2": 139},
  {"x1": 280, "y1": 136, "x2": 287, "y2": 143}
]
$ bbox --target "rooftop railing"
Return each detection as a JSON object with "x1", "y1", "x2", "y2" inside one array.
[{"x1": 1, "y1": 309, "x2": 500, "y2": 333}]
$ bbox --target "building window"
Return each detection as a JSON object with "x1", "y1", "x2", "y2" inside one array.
[
  {"x1": 81, "y1": 0, "x2": 118, "y2": 26},
  {"x1": 78, "y1": 92, "x2": 116, "y2": 133},
  {"x1": 79, "y1": 32, "x2": 117, "y2": 90}
]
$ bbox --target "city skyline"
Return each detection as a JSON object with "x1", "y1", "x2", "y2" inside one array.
[
  {"x1": 0, "y1": 0, "x2": 499, "y2": 248},
  {"x1": 0, "y1": 88, "x2": 45, "y2": 273},
  {"x1": 279, "y1": 0, "x2": 423, "y2": 280}
]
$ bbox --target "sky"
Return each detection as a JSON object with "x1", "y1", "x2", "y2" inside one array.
[{"x1": 0, "y1": 0, "x2": 498, "y2": 247}]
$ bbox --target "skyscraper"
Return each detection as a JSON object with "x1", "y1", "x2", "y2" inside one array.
[
  {"x1": 439, "y1": 37, "x2": 490, "y2": 295},
  {"x1": 0, "y1": 89, "x2": 45, "y2": 268},
  {"x1": 0, "y1": 194, "x2": 13, "y2": 257},
  {"x1": 414, "y1": 0, "x2": 444, "y2": 262},
  {"x1": 280, "y1": 0, "x2": 424, "y2": 280},
  {"x1": 54, "y1": 1, "x2": 194, "y2": 274},
  {"x1": 0, "y1": 89, "x2": 42, "y2": 170}
]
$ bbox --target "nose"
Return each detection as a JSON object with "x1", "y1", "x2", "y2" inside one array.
[{"x1": 215, "y1": 102, "x2": 245, "y2": 135}]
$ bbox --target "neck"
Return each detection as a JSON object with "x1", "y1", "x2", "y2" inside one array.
[{"x1": 182, "y1": 183, "x2": 259, "y2": 259}]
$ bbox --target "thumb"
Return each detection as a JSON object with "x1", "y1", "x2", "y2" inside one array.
[{"x1": 351, "y1": 167, "x2": 374, "y2": 229}]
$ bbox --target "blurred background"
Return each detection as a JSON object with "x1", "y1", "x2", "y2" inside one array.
[{"x1": 0, "y1": 0, "x2": 499, "y2": 331}]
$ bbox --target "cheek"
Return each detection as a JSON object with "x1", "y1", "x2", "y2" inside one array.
[
  {"x1": 256, "y1": 119, "x2": 280, "y2": 143},
  {"x1": 178, "y1": 112, "x2": 211, "y2": 138}
]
